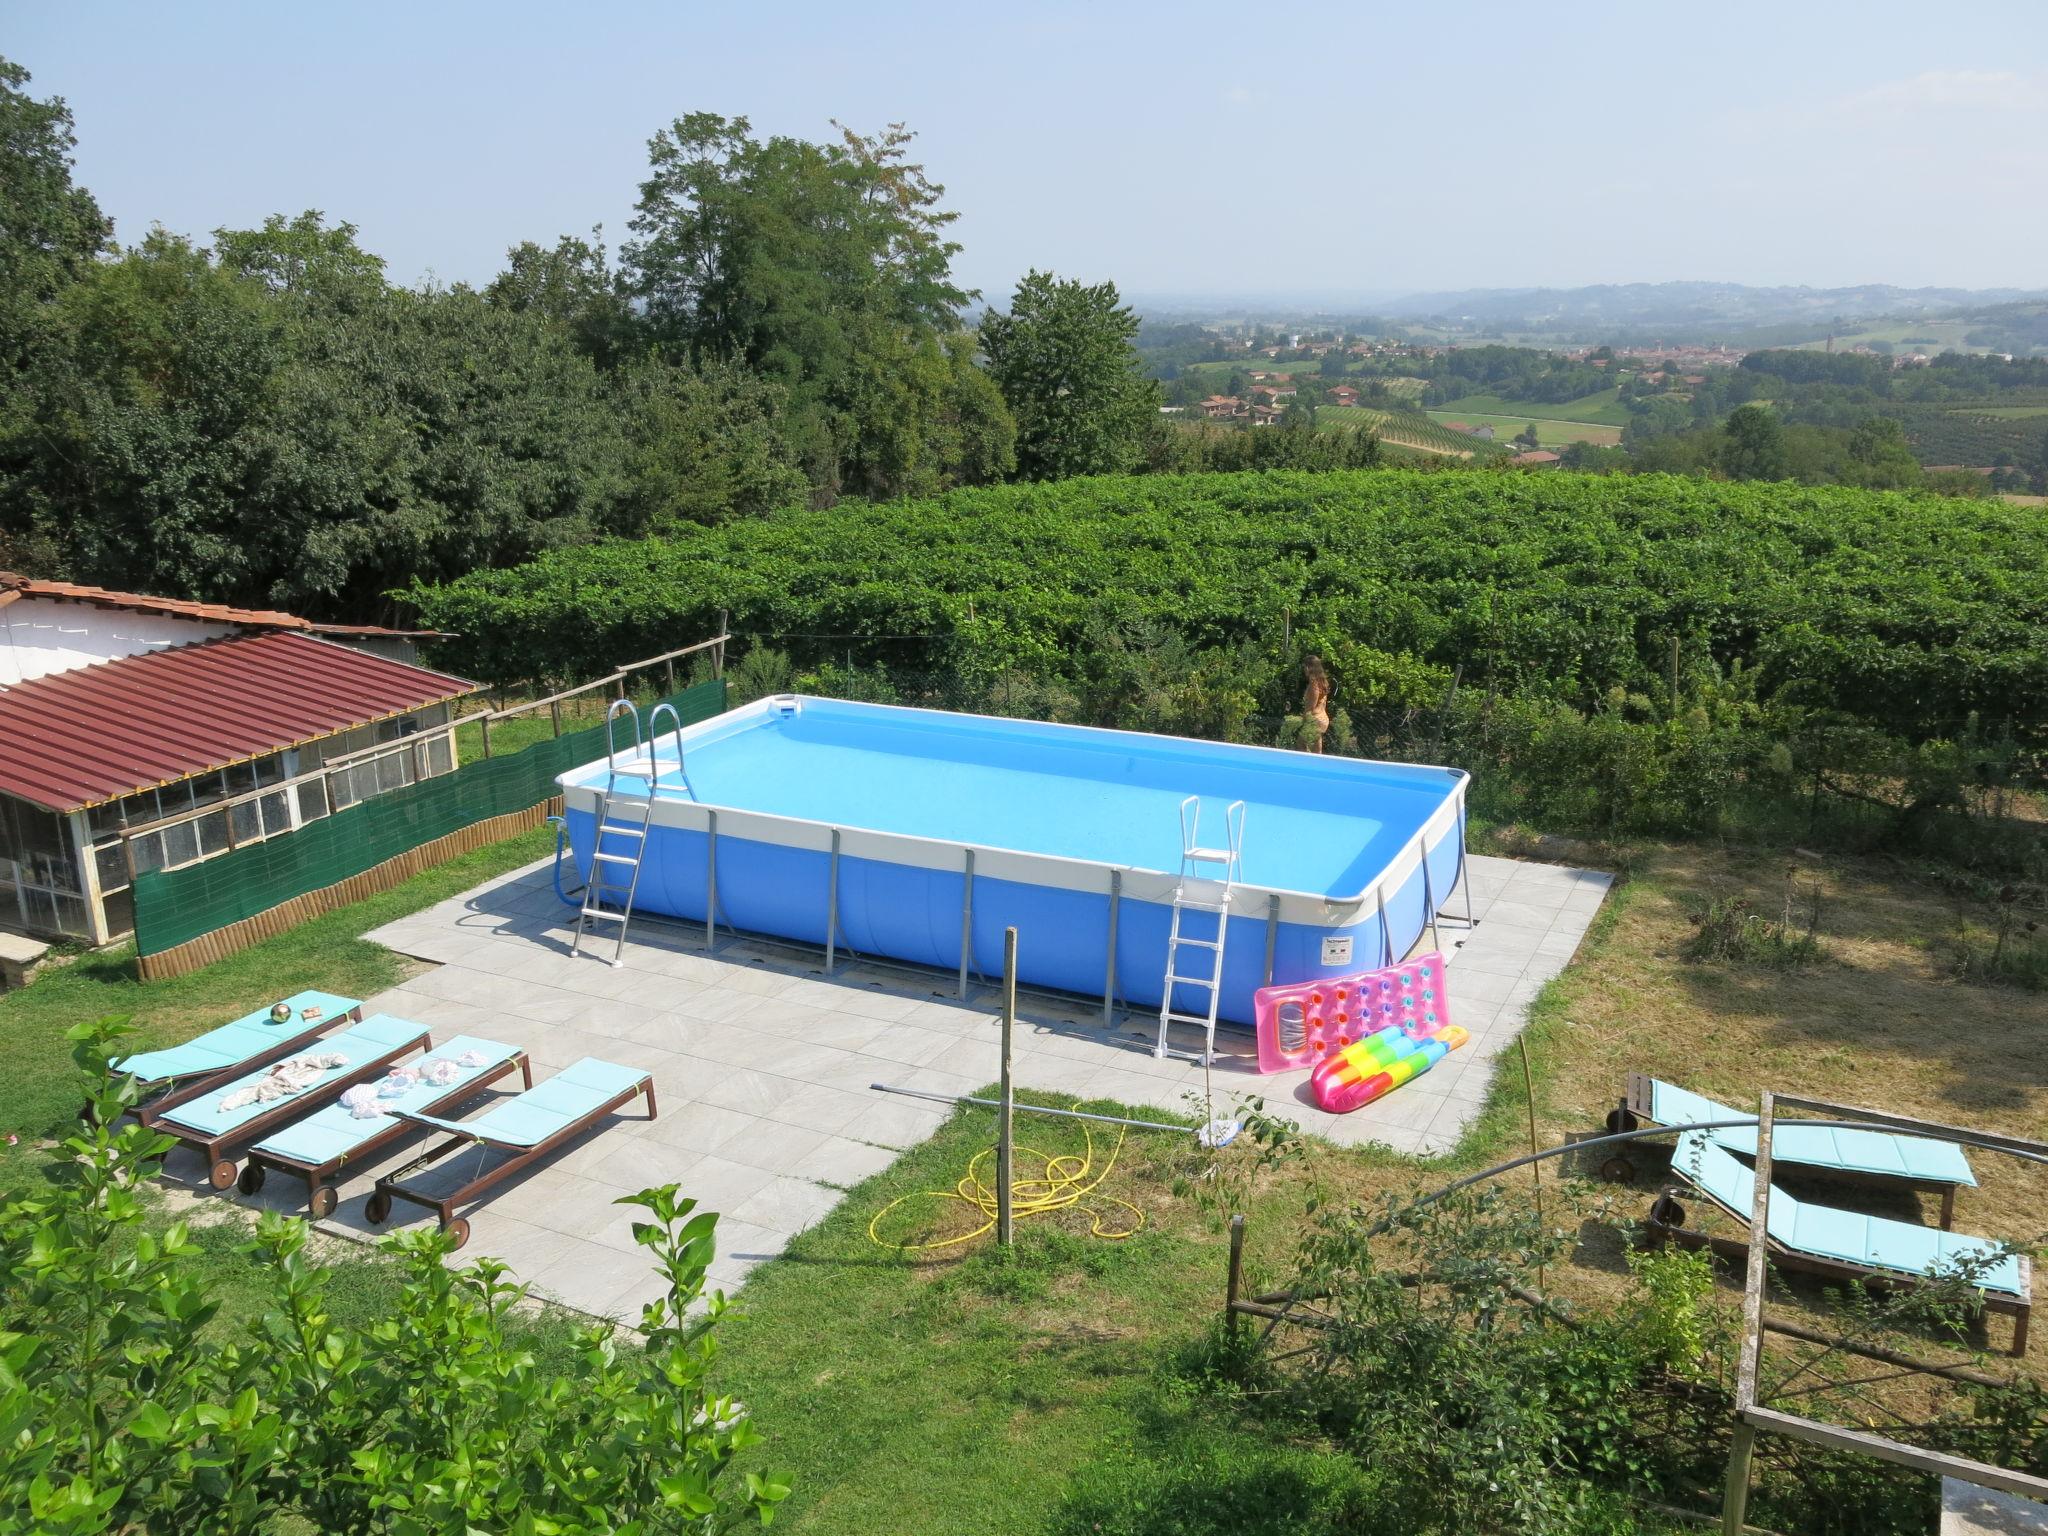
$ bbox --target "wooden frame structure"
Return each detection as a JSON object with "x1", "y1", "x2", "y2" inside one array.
[
  {"x1": 235, "y1": 1049, "x2": 532, "y2": 1217},
  {"x1": 364, "y1": 1072, "x2": 656, "y2": 1249},
  {"x1": 1718, "y1": 1092, "x2": 2048, "y2": 1534}
]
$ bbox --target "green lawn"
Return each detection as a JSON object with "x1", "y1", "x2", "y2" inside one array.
[
  {"x1": 1959, "y1": 404, "x2": 2048, "y2": 420},
  {"x1": 1427, "y1": 410, "x2": 1621, "y2": 448},
  {"x1": 0, "y1": 823, "x2": 555, "y2": 1139},
  {"x1": 1434, "y1": 389, "x2": 1631, "y2": 427}
]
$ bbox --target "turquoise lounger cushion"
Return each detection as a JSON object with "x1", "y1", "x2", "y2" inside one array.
[
  {"x1": 112, "y1": 990, "x2": 361, "y2": 1084},
  {"x1": 248, "y1": 1035, "x2": 523, "y2": 1167},
  {"x1": 401, "y1": 1057, "x2": 648, "y2": 1148},
  {"x1": 1648, "y1": 1077, "x2": 1975, "y2": 1187},
  {"x1": 158, "y1": 1014, "x2": 427, "y2": 1140},
  {"x1": 1669, "y1": 1132, "x2": 2022, "y2": 1297}
]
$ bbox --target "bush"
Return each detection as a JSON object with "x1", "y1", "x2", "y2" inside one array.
[{"x1": 0, "y1": 1017, "x2": 788, "y2": 1534}]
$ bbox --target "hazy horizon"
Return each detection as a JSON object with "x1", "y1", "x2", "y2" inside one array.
[{"x1": 13, "y1": 1, "x2": 2048, "y2": 301}]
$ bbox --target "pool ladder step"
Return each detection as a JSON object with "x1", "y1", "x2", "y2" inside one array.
[
  {"x1": 1154, "y1": 796, "x2": 1246, "y2": 1067},
  {"x1": 570, "y1": 697, "x2": 686, "y2": 969}
]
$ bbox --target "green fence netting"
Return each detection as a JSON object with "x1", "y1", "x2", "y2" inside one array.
[{"x1": 133, "y1": 678, "x2": 727, "y2": 957}]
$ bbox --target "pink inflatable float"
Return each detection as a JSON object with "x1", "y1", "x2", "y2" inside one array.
[{"x1": 1252, "y1": 953, "x2": 1451, "y2": 1076}]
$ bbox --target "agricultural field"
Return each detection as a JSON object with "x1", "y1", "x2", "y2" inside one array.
[
  {"x1": 1963, "y1": 404, "x2": 2048, "y2": 420},
  {"x1": 1313, "y1": 405, "x2": 1484, "y2": 455},
  {"x1": 1785, "y1": 318, "x2": 1978, "y2": 353},
  {"x1": 1433, "y1": 388, "x2": 1632, "y2": 426},
  {"x1": 1426, "y1": 410, "x2": 1622, "y2": 447}
]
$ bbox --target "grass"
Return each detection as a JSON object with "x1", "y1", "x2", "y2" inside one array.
[
  {"x1": 1435, "y1": 388, "x2": 1632, "y2": 426},
  {"x1": 1427, "y1": 409, "x2": 1624, "y2": 447},
  {"x1": 0, "y1": 823, "x2": 554, "y2": 1139},
  {"x1": 1962, "y1": 404, "x2": 2048, "y2": 420},
  {"x1": 5, "y1": 820, "x2": 2042, "y2": 1530}
]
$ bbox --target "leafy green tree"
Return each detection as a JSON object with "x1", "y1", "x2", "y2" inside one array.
[
  {"x1": 1843, "y1": 414, "x2": 1922, "y2": 490},
  {"x1": 1719, "y1": 403, "x2": 1789, "y2": 481},
  {"x1": 0, "y1": 56, "x2": 114, "y2": 571},
  {"x1": 980, "y1": 270, "x2": 1157, "y2": 480},
  {"x1": 485, "y1": 230, "x2": 637, "y2": 367},
  {"x1": 613, "y1": 356, "x2": 811, "y2": 528},
  {"x1": 623, "y1": 114, "x2": 973, "y2": 499},
  {"x1": 2, "y1": 1018, "x2": 789, "y2": 1533}
]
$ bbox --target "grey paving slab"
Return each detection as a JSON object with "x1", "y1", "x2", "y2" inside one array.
[{"x1": 214, "y1": 848, "x2": 1617, "y2": 1319}]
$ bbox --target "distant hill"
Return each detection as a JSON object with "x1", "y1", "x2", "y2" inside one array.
[{"x1": 1376, "y1": 282, "x2": 2048, "y2": 331}]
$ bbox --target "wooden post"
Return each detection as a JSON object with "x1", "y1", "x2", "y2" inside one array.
[
  {"x1": 1225, "y1": 1212, "x2": 1247, "y2": 1341},
  {"x1": 550, "y1": 700, "x2": 562, "y2": 738},
  {"x1": 664, "y1": 655, "x2": 676, "y2": 693},
  {"x1": 997, "y1": 925, "x2": 1017, "y2": 1247},
  {"x1": 480, "y1": 715, "x2": 493, "y2": 759},
  {"x1": 715, "y1": 611, "x2": 728, "y2": 679},
  {"x1": 1722, "y1": 1090, "x2": 1778, "y2": 1535}
]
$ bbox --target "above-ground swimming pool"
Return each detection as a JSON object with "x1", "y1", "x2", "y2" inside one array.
[{"x1": 558, "y1": 696, "x2": 1468, "y2": 1028}]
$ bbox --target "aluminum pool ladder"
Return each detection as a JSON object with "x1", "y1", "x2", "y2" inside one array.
[
  {"x1": 570, "y1": 700, "x2": 686, "y2": 966},
  {"x1": 1153, "y1": 795, "x2": 1246, "y2": 1066}
]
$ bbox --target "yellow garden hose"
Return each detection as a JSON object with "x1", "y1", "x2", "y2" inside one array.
[{"x1": 867, "y1": 1121, "x2": 1144, "y2": 1251}]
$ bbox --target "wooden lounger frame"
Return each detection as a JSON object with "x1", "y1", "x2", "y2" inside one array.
[
  {"x1": 124, "y1": 1003, "x2": 366, "y2": 1128},
  {"x1": 236, "y1": 1050, "x2": 533, "y2": 1218},
  {"x1": 1610, "y1": 1071, "x2": 1965, "y2": 1229},
  {"x1": 156, "y1": 1027, "x2": 430, "y2": 1193},
  {"x1": 1644, "y1": 1183, "x2": 2032, "y2": 1358},
  {"x1": 365, "y1": 1074, "x2": 657, "y2": 1249}
]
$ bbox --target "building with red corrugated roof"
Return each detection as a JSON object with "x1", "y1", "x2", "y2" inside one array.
[{"x1": 0, "y1": 573, "x2": 477, "y2": 944}]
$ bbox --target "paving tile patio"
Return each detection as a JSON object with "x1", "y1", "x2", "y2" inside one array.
[{"x1": 162, "y1": 849, "x2": 1606, "y2": 1320}]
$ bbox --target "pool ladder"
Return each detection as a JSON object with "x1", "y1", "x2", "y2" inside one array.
[
  {"x1": 1153, "y1": 796, "x2": 1246, "y2": 1067},
  {"x1": 571, "y1": 700, "x2": 686, "y2": 967}
]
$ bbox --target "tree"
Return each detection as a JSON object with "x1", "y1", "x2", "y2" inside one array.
[
  {"x1": 1515, "y1": 422, "x2": 1541, "y2": 449},
  {"x1": 486, "y1": 230, "x2": 636, "y2": 367},
  {"x1": 1720, "y1": 403, "x2": 1789, "y2": 481},
  {"x1": 1842, "y1": 414, "x2": 1922, "y2": 490},
  {"x1": 0, "y1": 56, "x2": 114, "y2": 571},
  {"x1": 622, "y1": 113, "x2": 973, "y2": 499},
  {"x1": 980, "y1": 270, "x2": 1158, "y2": 480}
]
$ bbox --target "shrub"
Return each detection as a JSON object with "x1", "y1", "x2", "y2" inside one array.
[{"x1": 0, "y1": 1017, "x2": 788, "y2": 1534}]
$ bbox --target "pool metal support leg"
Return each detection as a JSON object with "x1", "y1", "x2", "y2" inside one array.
[
  {"x1": 1262, "y1": 893, "x2": 1279, "y2": 985},
  {"x1": 1422, "y1": 842, "x2": 1442, "y2": 955},
  {"x1": 1457, "y1": 802, "x2": 1477, "y2": 931},
  {"x1": 825, "y1": 828, "x2": 840, "y2": 974},
  {"x1": 1377, "y1": 889, "x2": 1393, "y2": 967},
  {"x1": 1101, "y1": 869, "x2": 1121, "y2": 1028},
  {"x1": 705, "y1": 810, "x2": 719, "y2": 952},
  {"x1": 958, "y1": 848, "x2": 975, "y2": 999}
]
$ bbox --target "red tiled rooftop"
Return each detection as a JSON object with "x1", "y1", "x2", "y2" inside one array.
[{"x1": 0, "y1": 631, "x2": 477, "y2": 812}]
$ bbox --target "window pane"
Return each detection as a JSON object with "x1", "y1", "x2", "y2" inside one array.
[
  {"x1": 190, "y1": 773, "x2": 227, "y2": 809},
  {"x1": 255, "y1": 755, "x2": 285, "y2": 787},
  {"x1": 163, "y1": 820, "x2": 199, "y2": 868},
  {"x1": 96, "y1": 843, "x2": 129, "y2": 895},
  {"x1": 196, "y1": 810, "x2": 230, "y2": 857},
  {"x1": 101, "y1": 887, "x2": 134, "y2": 938},
  {"x1": 230, "y1": 801, "x2": 261, "y2": 845},
  {"x1": 297, "y1": 778, "x2": 329, "y2": 822},
  {"x1": 259, "y1": 791, "x2": 291, "y2": 836},
  {"x1": 132, "y1": 832, "x2": 165, "y2": 875}
]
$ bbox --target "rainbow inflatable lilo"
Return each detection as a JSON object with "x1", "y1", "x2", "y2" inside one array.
[{"x1": 1308, "y1": 1022, "x2": 1469, "y2": 1114}]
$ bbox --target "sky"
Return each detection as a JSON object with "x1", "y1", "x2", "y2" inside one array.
[{"x1": 12, "y1": 1, "x2": 2048, "y2": 303}]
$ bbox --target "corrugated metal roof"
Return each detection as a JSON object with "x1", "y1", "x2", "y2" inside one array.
[
  {"x1": 0, "y1": 571, "x2": 445, "y2": 639},
  {"x1": 0, "y1": 631, "x2": 478, "y2": 813}
]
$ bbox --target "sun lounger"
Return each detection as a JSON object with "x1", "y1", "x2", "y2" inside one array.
[
  {"x1": 365, "y1": 1058, "x2": 656, "y2": 1249},
  {"x1": 236, "y1": 1035, "x2": 532, "y2": 1217},
  {"x1": 1609, "y1": 1073, "x2": 1976, "y2": 1227},
  {"x1": 111, "y1": 989, "x2": 363, "y2": 1123},
  {"x1": 152, "y1": 1014, "x2": 431, "y2": 1191},
  {"x1": 1648, "y1": 1130, "x2": 2031, "y2": 1355}
]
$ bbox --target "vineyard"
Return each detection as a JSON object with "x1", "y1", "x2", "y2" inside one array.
[
  {"x1": 1316, "y1": 407, "x2": 1496, "y2": 456},
  {"x1": 414, "y1": 469, "x2": 2048, "y2": 748},
  {"x1": 1889, "y1": 404, "x2": 2048, "y2": 469}
]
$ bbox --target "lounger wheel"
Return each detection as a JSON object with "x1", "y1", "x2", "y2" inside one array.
[
  {"x1": 1648, "y1": 1193, "x2": 1686, "y2": 1229},
  {"x1": 308, "y1": 1184, "x2": 337, "y2": 1220},
  {"x1": 1599, "y1": 1154, "x2": 1636, "y2": 1184},
  {"x1": 365, "y1": 1189, "x2": 393, "y2": 1225},
  {"x1": 208, "y1": 1158, "x2": 239, "y2": 1191},
  {"x1": 237, "y1": 1163, "x2": 267, "y2": 1196},
  {"x1": 443, "y1": 1216, "x2": 471, "y2": 1250}
]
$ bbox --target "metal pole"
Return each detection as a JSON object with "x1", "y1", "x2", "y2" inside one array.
[
  {"x1": 1520, "y1": 1033, "x2": 1544, "y2": 1289},
  {"x1": 704, "y1": 810, "x2": 718, "y2": 951},
  {"x1": 825, "y1": 828, "x2": 841, "y2": 973},
  {"x1": 997, "y1": 926, "x2": 1017, "y2": 1247},
  {"x1": 957, "y1": 848, "x2": 975, "y2": 998},
  {"x1": 1263, "y1": 893, "x2": 1279, "y2": 984},
  {"x1": 1101, "y1": 869, "x2": 1121, "y2": 1027},
  {"x1": 1422, "y1": 841, "x2": 1442, "y2": 954},
  {"x1": 1376, "y1": 888, "x2": 1392, "y2": 965}
]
